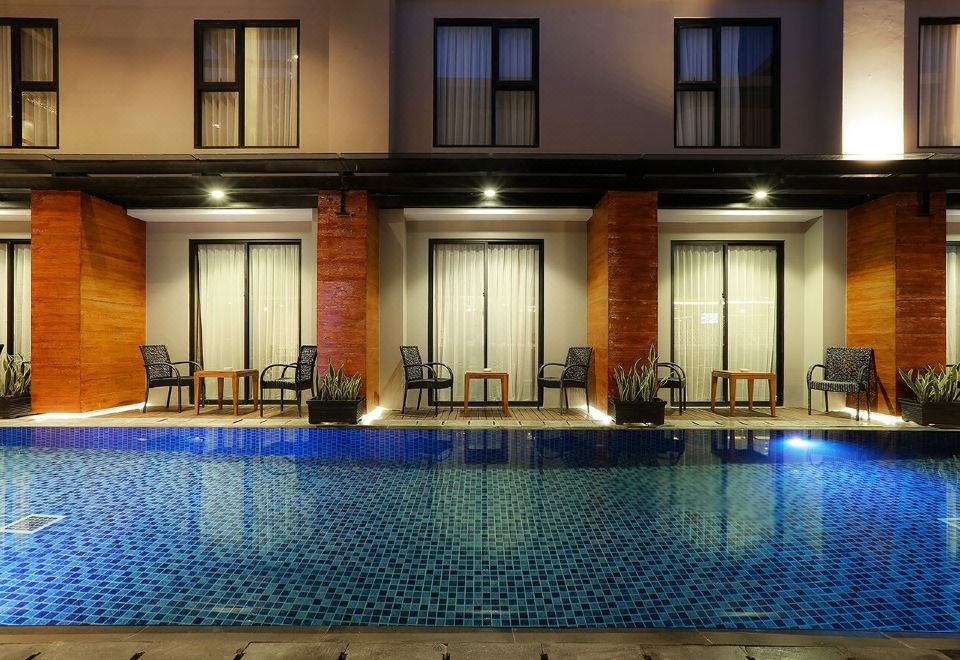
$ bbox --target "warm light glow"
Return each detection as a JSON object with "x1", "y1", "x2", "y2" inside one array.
[
  {"x1": 839, "y1": 407, "x2": 902, "y2": 426},
  {"x1": 578, "y1": 404, "x2": 613, "y2": 425},
  {"x1": 360, "y1": 406, "x2": 386, "y2": 425},
  {"x1": 210, "y1": 189, "x2": 226, "y2": 200},
  {"x1": 842, "y1": 117, "x2": 904, "y2": 160},
  {"x1": 482, "y1": 188, "x2": 498, "y2": 199},
  {"x1": 753, "y1": 190, "x2": 769, "y2": 201},
  {"x1": 32, "y1": 402, "x2": 145, "y2": 421}
]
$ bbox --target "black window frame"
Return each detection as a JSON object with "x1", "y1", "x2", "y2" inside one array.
[
  {"x1": 433, "y1": 18, "x2": 540, "y2": 148},
  {"x1": 673, "y1": 17, "x2": 781, "y2": 149},
  {"x1": 193, "y1": 19, "x2": 301, "y2": 149},
  {"x1": 918, "y1": 17, "x2": 960, "y2": 149},
  {"x1": 0, "y1": 18, "x2": 59, "y2": 149}
]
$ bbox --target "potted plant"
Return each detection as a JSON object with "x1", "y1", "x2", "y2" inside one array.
[
  {"x1": 608, "y1": 346, "x2": 666, "y2": 426},
  {"x1": 0, "y1": 353, "x2": 31, "y2": 419},
  {"x1": 307, "y1": 359, "x2": 364, "y2": 424},
  {"x1": 898, "y1": 365, "x2": 960, "y2": 426}
]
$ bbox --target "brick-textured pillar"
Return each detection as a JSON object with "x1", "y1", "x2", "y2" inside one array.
[
  {"x1": 31, "y1": 191, "x2": 146, "y2": 412},
  {"x1": 587, "y1": 191, "x2": 658, "y2": 412},
  {"x1": 847, "y1": 192, "x2": 946, "y2": 413},
  {"x1": 317, "y1": 191, "x2": 379, "y2": 410}
]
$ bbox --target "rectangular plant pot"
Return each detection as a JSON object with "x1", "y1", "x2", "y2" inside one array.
[
  {"x1": 307, "y1": 397, "x2": 365, "y2": 425},
  {"x1": 899, "y1": 398, "x2": 960, "y2": 427},
  {"x1": 608, "y1": 397, "x2": 666, "y2": 426},
  {"x1": 0, "y1": 394, "x2": 30, "y2": 419}
]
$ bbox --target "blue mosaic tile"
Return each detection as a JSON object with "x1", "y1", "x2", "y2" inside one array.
[{"x1": 0, "y1": 426, "x2": 959, "y2": 631}]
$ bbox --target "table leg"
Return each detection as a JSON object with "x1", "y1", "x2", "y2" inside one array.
[
  {"x1": 748, "y1": 379, "x2": 755, "y2": 411},
  {"x1": 217, "y1": 378, "x2": 224, "y2": 410},
  {"x1": 502, "y1": 375, "x2": 509, "y2": 416},
  {"x1": 463, "y1": 376, "x2": 470, "y2": 417},
  {"x1": 194, "y1": 374, "x2": 201, "y2": 416},
  {"x1": 232, "y1": 376, "x2": 240, "y2": 416},
  {"x1": 729, "y1": 378, "x2": 737, "y2": 417},
  {"x1": 710, "y1": 374, "x2": 718, "y2": 412},
  {"x1": 252, "y1": 373, "x2": 259, "y2": 413},
  {"x1": 770, "y1": 375, "x2": 777, "y2": 417}
]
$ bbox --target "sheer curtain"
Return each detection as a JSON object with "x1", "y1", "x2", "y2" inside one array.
[
  {"x1": 920, "y1": 23, "x2": 960, "y2": 147},
  {"x1": 433, "y1": 244, "x2": 485, "y2": 401},
  {"x1": 249, "y1": 244, "x2": 299, "y2": 376},
  {"x1": 496, "y1": 27, "x2": 535, "y2": 145},
  {"x1": 726, "y1": 246, "x2": 777, "y2": 400},
  {"x1": 673, "y1": 244, "x2": 724, "y2": 401},
  {"x1": 948, "y1": 246, "x2": 960, "y2": 364},
  {"x1": 201, "y1": 28, "x2": 239, "y2": 147},
  {"x1": 244, "y1": 27, "x2": 298, "y2": 147},
  {"x1": 20, "y1": 27, "x2": 56, "y2": 147},
  {"x1": 486, "y1": 244, "x2": 539, "y2": 401},
  {"x1": 720, "y1": 27, "x2": 741, "y2": 147},
  {"x1": 676, "y1": 27, "x2": 714, "y2": 146},
  {"x1": 196, "y1": 244, "x2": 245, "y2": 395},
  {"x1": 0, "y1": 27, "x2": 11, "y2": 146},
  {"x1": 13, "y1": 244, "x2": 29, "y2": 358},
  {"x1": 723, "y1": 26, "x2": 774, "y2": 147},
  {"x1": 0, "y1": 245, "x2": 7, "y2": 357},
  {"x1": 435, "y1": 26, "x2": 491, "y2": 146}
]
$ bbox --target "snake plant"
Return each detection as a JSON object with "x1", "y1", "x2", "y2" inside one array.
[
  {"x1": 314, "y1": 359, "x2": 362, "y2": 401},
  {"x1": 614, "y1": 346, "x2": 662, "y2": 402},
  {"x1": 0, "y1": 353, "x2": 30, "y2": 398},
  {"x1": 899, "y1": 365, "x2": 960, "y2": 403}
]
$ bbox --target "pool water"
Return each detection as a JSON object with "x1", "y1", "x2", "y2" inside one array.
[{"x1": 0, "y1": 426, "x2": 959, "y2": 631}]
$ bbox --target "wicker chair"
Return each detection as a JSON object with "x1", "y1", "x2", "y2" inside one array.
[
  {"x1": 260, "y1": 345, "x2": 318, "y2": 417},
  {"x1": 139, "y1": 344, "x2": 201, "y2": 413},
  {"x1": 807, "y1": 347, "x2": 874, "y2": 421},
  {"x1": 658, "y1": 361, "x2": 687, "y2": 414},
  {"x1": 400, "y1": 346, "x2": 454, "y2": 415},
  {"x1": 537, "y1": 347, "x2": 593, "y2": 414}
]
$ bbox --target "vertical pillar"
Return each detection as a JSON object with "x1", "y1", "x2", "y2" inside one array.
[
  {"x1": 317, "y1": 191, "x2": 379, "y2": 410},
  {"x1": 846, "y1": 192, "x2": 946, "y2": 413},
  {"x1": 31, "y1": 191, "x2": 146, "y2": 412},
  {"x1": 587, "y1": 191, "x2": 658, "y2": 413}
]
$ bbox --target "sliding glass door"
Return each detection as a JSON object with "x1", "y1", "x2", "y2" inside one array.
[
  {"x1": 0, "y1": 241, "x2": 30, "y2": 359},
  {"x1": 672, "y1": 241, "x2": 783, "y2": 405},
  {"x1": 191, "y1": 240, "x2": 301, "y2": 399},
  {"x1": 429, "y1": 240, "x2": 543, "y2": 404}
]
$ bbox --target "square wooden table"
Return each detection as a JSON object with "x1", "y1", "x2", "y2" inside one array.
[
  {"x1": 710, "y1": 370, "x2": 777, "y2": 417},
  {"x1": 193, "y1": 369, "x2": 259, "y2": 416},
  {"x1": 463, "y1": 370, "x2": 510, "y2": 417}
]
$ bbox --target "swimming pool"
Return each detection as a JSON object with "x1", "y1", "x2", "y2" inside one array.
[{"x1": 0, "y1": 426, "x2": 958, "y2": 631}]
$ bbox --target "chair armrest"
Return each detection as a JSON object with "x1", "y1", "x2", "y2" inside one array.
[
  {"x1": 559, "y1": 364, "x2": 588, "y2": 383},
  {"x1": 261, "y1": 363, "x2": 296, "y2": 379},
  {"x1": 171, "y1": 360, "x2": 202, "y2": 372},
  {"x1": 422, "y1": 361, "x2": 453, "y2": 380},
  {"x1": 806, "y1": 363, "x2": 825, "y2": 385},
  {"x1": 658, "y1": 361, "x2": 685, "y2": 381},
  {"x1": 856, "y1": 364, "x2": 871, "y2": 386},
  {"x1": 538, "y1": 362, "x2": 565, "y2": 378}
]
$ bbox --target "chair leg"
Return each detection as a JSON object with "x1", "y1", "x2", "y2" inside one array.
[
  {"x1": 280, "y1": 389, "x2": 284, "y2": 413},
  {"x1": 824, "y1": 391, "x2": 830, "y2": 413},
  {"x1": 165, "y1": 387, "x2": 172, "y2": 411},
  {"x1": 177, "y1": 385, "x2": 182, "y2": 413},
  {"x1": 807, "y1": 388, "x2": 812, "y2": 416},
  {"x1": 855, "y1": 391, "x2": 861, "y2": 422},
  {"x1": 585, "y1": 383, "x2": 590, "y2": 418},
  {"x1": 402, "y1": 389, "x2": 408, "y2": 414},
  {"x1": 260, "y1": 383, "x2": 264, "y2": 417},
  {"x1": 143, "y1": 385, "x2": 150, "y2": 413},
  {"x1": 417, "y1": 390, "x2": 422, "y2": 410},
  {"x1": 297, "y1": 390, "x2": 302, "y2": 417},
  {"x1": 449, "y1": 385, "x2": 454, "y2": 412},
  {"x1": 434, "y1": 388, "x2": 439, "y2": 416}
]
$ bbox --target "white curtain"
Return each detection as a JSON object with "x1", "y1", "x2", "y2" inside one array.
[
  {"x1": 249, "y1": 244, "x2": 299, "y2": 377},
  {"x1": 435, "y1": 26, "x2": 492, "y2": 146},
  {"x1": 486, "y1": 244, "x2": 539, "y2": 401},
  {"x1": 948, "y1": 246, "x2": 960, "y2": 364},
  {"x1": 726, "y1": 246, "x2": 777, "y2": 401},
  {"x1": 720, "y1": 27, "x2": 741, "y2": 147},
  {"x1": 433, "y1": 244, "x2": 485, "y2": 401},
  {"x1": 19, "y1": 26, "x2": 56, "y2": 147},
  {"x1": 0, "y1": 27, "x2": 11, "y2": 147},
  {"x1": 676, "y1": 27, "x2": 713, "y2": 147},
  {"x1": 244, "y1": 27, "x2": 298, "y2": 147},
  {"x1": 673, "y1": 244, "x2": 724, "y2": 401},
  {"x1": 723, "y1": 25, "x2": 774, "y2": 147},
  {"x1": 499, "y1": 28, "x2": 532, "y2": 80},
  {"x1": 920, "y1": 23, "x2": 960, "y2": 147},
  {"x1": 197, "y1": 245, "x2": 245, "y2": 395},
  {"x1": 495, "y1": 91, "x2": 535, "y2": 145},
  {"x1": 201, "y1": 28, "x2": 238, "y2": 147},
  {"x1": 13, "y1": 244, "x2": 29, "y2": 359},
  {"x1": 0, "y1": 245, "x2": 7, "y2": 358}
]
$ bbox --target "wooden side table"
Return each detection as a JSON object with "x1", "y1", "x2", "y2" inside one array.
[
  {"x1": 710, "y1": 370, "x2": 777, "y2": 417},
  {"x1": 463, "y1": 370, "x2": 510, "y2": 417},
  {"x1": 194, "y1": 369, "x2": 260, "y2": 416}
]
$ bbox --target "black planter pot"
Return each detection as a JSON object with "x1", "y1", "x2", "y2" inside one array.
[
  {"x1": 608, "y1": 397, "x2": 666, "y2": 426},
  {"x1": 0, "y1": 394, "x2": 30, "y2": 419},
  {"x1": 899, "y1": 398, "x2": 960, "y2": 427},
  {"x1": 307, "y1": 397, "x2": 365, "y2": 425}
]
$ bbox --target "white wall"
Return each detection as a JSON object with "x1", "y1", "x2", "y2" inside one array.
[
  {"x1": 378, "y1": 217, "x2": 588, "y2": 410},
  {"x1": 656, "y1": 213, "x2": 847, "y2": 409},
  {"x1": 145, "y1": 219, "x2": 317, "y2": 406}
]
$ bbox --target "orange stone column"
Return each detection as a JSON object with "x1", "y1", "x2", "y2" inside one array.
[
  {"x1": 846, "y1": 192, "x2": 946, "y2": 413},
  {"x1": 31, "y1": 191, "x2": 146, "y2": 412},
  {"x1": 587, "y1": 191, "x2": 658, "y2": 413},
  {"x1": 317, "y1": 191, "x2": 379, "y2": 410}
]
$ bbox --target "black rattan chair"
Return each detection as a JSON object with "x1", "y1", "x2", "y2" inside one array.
[
  {"x1": 538, "y1": 347, "x2": 593, "y2": 414},
  {"x1": 260, "y1": 345, "x2": 318, "y2": 417},
  {"x1": 139, "y1": 344, "x2": 201, "y2": 413},
  {"x1": 807, "y1": 347, "x2": 874, "y2": 421},
  {"x1": 400, "y1": 346, "x2": 454, "y2": 415},
  {"x1": 658, "y1": 361, "x2": 687, "y2": 414}
]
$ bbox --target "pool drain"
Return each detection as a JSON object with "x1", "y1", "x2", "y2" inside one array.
[{"x1": 0, "y1": 514, "x2": 63, "y2": 534}]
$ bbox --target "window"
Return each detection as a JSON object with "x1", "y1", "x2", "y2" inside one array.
[
  {"x1": 194, "y1": 20, "x2": 300, "y2": 148},
  {"x1": 434, "y1": 19, "x2": 539, "y2": 147},
  {"x1": 919, "y1": 19, "x2": 960, "y2": 147},
  {"x1": 674, "y1": 19, "x2": 779, "y2": 148},
  {"x1": 0, "y1": 241, "x2": 30, "y2": 358},
  {"x1": 0, "y1": 20, "x2": 58, "y2": 148}
]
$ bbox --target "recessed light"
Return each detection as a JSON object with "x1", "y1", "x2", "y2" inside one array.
[
  {"x1": 210, "y1": 189, "x2": 226, "y2": 200},
  {"x1": 753, "y1": 190, "x2": 769, "y2": 201},
  {"x1": 482, "y1": 188, "x2": 497, "y2": 199}
]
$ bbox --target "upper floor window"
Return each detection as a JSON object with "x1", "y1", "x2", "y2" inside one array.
[
  {"x1": 674, "y1": 19, "x2": 779, "y2": 148},
  {"x1": 434, "y1": 19, "x2": 538, "y2": 147},
  {"x1": 919, "y1": 19, "x2": 960, "y2": 147},
  {"x1": 195, "y1": 20, "x2": 299, "y2": 148},
  {"x1": 0, "y1": 19, "x2": 58, "y2": 148}
]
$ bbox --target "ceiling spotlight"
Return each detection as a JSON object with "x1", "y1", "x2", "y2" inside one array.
[
  {"x1": 210, "y1": 189, "x2": 226, "y2": 201},
  {"x1": 753, "y1": 189, "x2": 769, "y2": 201},
  {"x1": 482, "y1": 187, "x2": 498, "y2": 199}
]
